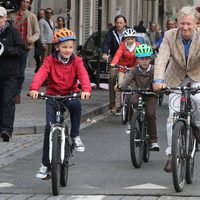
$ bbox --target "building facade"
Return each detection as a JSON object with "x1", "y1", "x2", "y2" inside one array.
[{"x1": 31, "y1": 0, "x2": 197, "y2": 46}]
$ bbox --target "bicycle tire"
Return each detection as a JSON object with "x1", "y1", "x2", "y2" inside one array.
[
  {"x1": 51, "y1": 129, "x2": 61, "y2": 195},
  {"x1": 130, "y1": 111, "x2": 144, "y2": 168},
  {"x1": 172, "y1": 121, "x2": 186, "y2": 192},
  {"x1": 60, "y1": 127, "x2": 69, "y2": 187},
  {"x1": 186, "y1": 127, "x2": 196, "y2": 184},
  {"x1": 121, "y1": 94, "x2": 129, "y2": 124},
  {"x1": 143, "y1": 127, "x2": 150, "y2": 162}
]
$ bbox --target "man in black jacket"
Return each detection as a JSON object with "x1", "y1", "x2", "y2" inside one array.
[
  {"x1": 102, "y1": 15, "x2": 127, "y2": 113},
  {"x1": 0, "y1": 6, "x2": 26, "y2": 142}
]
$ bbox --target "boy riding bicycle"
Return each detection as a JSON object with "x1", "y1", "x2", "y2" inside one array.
[
  {"x1": 29, "y1": 28, "x2": 91, "y2": 179},
  {"x1": 110, "y1": 28, "x2": 140, "y2": 115},
  {"x1": 119, "y1": 44, "x2": 160, "y2": 151}
]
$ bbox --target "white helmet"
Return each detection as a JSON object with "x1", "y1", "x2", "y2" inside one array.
[{"x1": 123, "y1": 28, "x2": 136, "y2": 38}]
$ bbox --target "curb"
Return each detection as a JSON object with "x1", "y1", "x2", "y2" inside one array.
[{"x1": 13, "y1": 103, "x2": 109, "y2": 135}]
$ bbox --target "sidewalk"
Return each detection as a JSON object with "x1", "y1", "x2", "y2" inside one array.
[
  {"x1": 13, "y1": 67, "x2": 109, "y2": 135},
  {"x1": 0, "y1": 67, "x2": 109, "y2": 169}
]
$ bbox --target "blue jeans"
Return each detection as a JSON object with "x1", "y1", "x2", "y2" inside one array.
[
  {"x1": 42, "y1": 98, "x2": 82, "y2": 167},
  {"x1": 17, "y1": 51, "x2": 28, "y2": 95}
]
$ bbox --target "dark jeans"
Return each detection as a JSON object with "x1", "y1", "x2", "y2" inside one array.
[
  {"x1": 42, "y1": 98, "x2": 82, "y2": 167},
  {"x1": 130, "y1": 94, "x2": 157, "y2": 144},
  {"x1": 17, "y1": 51, "x2": 28, "y2": 95},
  {"x1": 0, "y1": 77, "x2": 18, "y2": 135}
]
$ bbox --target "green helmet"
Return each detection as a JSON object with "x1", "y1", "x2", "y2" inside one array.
[{"x1": 134, "y1": 44, "x2": 153, "y2": 58}]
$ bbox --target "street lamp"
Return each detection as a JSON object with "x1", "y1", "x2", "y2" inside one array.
[
  {"x1": 96, "y1": 0, "x2": 102, "y2": 88},
  {"x1": 67, "y1": 0, "x2": 71, "y2": 29}
]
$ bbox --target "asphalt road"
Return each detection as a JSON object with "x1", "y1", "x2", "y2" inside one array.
[{"x1": 0, "y1": 100, "x2": 200, "y2": 199}]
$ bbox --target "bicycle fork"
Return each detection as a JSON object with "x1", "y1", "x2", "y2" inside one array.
[{"x1": 49, "y1": 125, "x2": 66, "y2": 164}]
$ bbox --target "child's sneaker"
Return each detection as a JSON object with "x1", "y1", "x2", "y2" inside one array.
[
  {"x1": 125, "y1": 123, "x2": 131, "y2": 134},
  {"x1": 73, "y1": 136, "x2": 85, "y2": 152},
  {"x1": 35, "y1": 164, "x2": 49, "y2": 179},
  {"x1": 150, "y1": 143, "x2": 160, "y2": 151}
]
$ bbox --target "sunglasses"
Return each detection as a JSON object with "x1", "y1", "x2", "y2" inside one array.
[{"x1": 46, "y1": 11, "x2": 53, "y2": 14}]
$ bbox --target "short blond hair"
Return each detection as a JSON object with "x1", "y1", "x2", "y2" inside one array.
[{"x1": 177, "y1": 6, "x2": 199, "y2": 22}]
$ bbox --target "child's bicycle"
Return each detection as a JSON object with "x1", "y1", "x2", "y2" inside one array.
[
  {"x1": 122, "y1": 88, "x2": 156, "y2": 168},
  {"x1": 29, "y1": 92, "x2": 81, "y2": 196},
  {"x1": 162, "y1": 85, "x2": 200, "y2": 192},
  {"x1": 115, "y1": 64, "x2": 131, "y2": 124}
]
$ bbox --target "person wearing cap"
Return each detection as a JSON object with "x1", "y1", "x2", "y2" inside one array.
[
  {"x1": 29, "y1": 28, "x2": 91, "y2": 179},
  {"x1": 9, "y1": 0, "x2": 40, "y2": 104},
  {"x1": 0, "y1": 6, "x2": 26, "y2": 142}
]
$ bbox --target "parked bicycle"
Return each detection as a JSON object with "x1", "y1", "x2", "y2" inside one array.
[
  {"x1": 122, "y1": 88, "x2": 156, "y2": 168},
  {"x1": 29, "y1": 92, "x2": 80, "y2": 195},
  {"x1": 115, "y1": 64, "x2": 132, "y2": 124},
  {"x1": 162, "y1": 85, "x2": 200, "y2": 192}
]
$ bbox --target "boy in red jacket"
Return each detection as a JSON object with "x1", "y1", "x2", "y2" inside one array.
[{"x1": 30, "y1": 28, "x2": 91, "y2": 179}]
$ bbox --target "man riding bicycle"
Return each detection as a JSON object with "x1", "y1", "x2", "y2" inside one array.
[{"x1": 153, "y1": 6, "x2": 200, "y2": 173}]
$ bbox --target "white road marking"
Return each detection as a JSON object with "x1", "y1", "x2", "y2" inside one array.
[
  {"x1": 0, "y1": 182, "x2": 14, "y2": 188},
  {"x1": 68, "y1": 196, "x2": 106, "y2": 200},
  {"x1": 124, "y1": 183, "x2": 168, "y2": 189}
]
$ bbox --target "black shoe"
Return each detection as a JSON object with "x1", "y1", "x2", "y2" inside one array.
[
  {"x1": 164, "y1": 155, "x2": 172, "y2": 173},
  {"x1": 1, "y1": 131, "x2": 11, "y2": 142}
]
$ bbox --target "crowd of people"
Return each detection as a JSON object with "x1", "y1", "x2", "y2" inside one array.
[{"x1": 1, "y1": 1, "x2": 200, "y2": 180}]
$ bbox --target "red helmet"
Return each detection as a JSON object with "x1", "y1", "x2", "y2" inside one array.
[{"x1": 53, "y1": 28, "x2": 76, "y2": 44}]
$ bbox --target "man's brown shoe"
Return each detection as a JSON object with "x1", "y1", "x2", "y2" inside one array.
[
  {"x1": 15, "y1": 95, "x2": 21, "y2": 104},
  {"x1": 164, "y1": 155, "x2": 172, "y2": 173}
]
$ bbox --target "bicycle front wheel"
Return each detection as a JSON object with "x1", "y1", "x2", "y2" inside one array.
[
  {"x1": 60, "y1": 127, "x2": 70, "y2": 187},
  {"x1": 51, "y1": 129, "x2": 61, "y2": 195},
  {"x1": 130, "y1": 111, "x2": 144, "y2": 168},
  {"x1": 186, "y1": 127, "x2": 196, "y2": 184},
  {"x1": 172, "y1": 121, "x2": 186, "y2": 192},
  {"x1": 121, "y1": 94, "x2": 129, "y2": 124}
]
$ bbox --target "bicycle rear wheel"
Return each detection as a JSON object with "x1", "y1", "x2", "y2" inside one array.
[
  {"x1": 51, "y1": 129, "x2": 61, "y2": 195},
  {"x1": 130, "y1": 111, "x2": 144, "y2": 168},
  {"x1": 60, "y1": 127, "x2": 70, "y2": 187},
  {"x1": 121, "y1": 94, "x2": 129, "y2": 124},
  {"x1": 172, "y1": 121, "x2": 186, "y2": 192},
  {"x1": 186, "y1": 127, "x2": 196, "y2": 184}
]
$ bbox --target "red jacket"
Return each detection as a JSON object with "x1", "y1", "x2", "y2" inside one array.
[
  {"x1": 30, "y1": 54, "x2": 92, "y2": 95},
  {"x1": 111, "y1": 41, "x2": 140, "y2": 72}
]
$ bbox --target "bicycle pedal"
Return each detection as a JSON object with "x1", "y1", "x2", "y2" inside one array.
[{"x1": 68, "y1": 163, "x2": 75, "y2": 167}]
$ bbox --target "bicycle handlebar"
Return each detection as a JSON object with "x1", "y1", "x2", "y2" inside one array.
[
  {"x1": 27, "y1": 92, "x2": 81, "y2": 100},
  {"x1": 161, "y1": 86, "x2": 200, "y2": 95},
  {"x1": 121, "y1": 88, "x2": 156, "y2": 95},
  {"x1": 114, "y1": 64, "x2": 131, "y2": 71}
]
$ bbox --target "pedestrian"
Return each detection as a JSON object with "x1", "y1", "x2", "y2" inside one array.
[
  {"x1": 154, "y1": 18, "x2": 176, "y2": 50},
  {"x1": 34, "y1": 8, "x2": 45, "y2": 73},
  {"x1": 153, "y1": 6, "x2": 200, "y2": 173},
  {"x1": 29, "y1": 28, "x2": 91, "y2": 179},
  {"x1": 0, "y1": 7, "x2": 26, "y2": 142},
  {"x1": 119, "y1": 44, "x2": 160, "y2": 151},
  {"x1": 54, "y1": 16, "x2": 65, "y2": 32},
  {"x1": 110, "y1": 28, "x2": 140, "y2": 115},
  {"x1": 102, "y1": 15, "x2": 128, "y2": 112},
  {"x1": 9, "y1": 0, "x2": 40, "y2": 104},
  {"x1": 39, "y1": 8, "x2": 54, "y2": 67},
  {"x1": 147, "y1": 22, "x2": 160, "y2": 46},
  {"x1": 134, "y1": 20, "x2": 147, "y2": 33}
]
